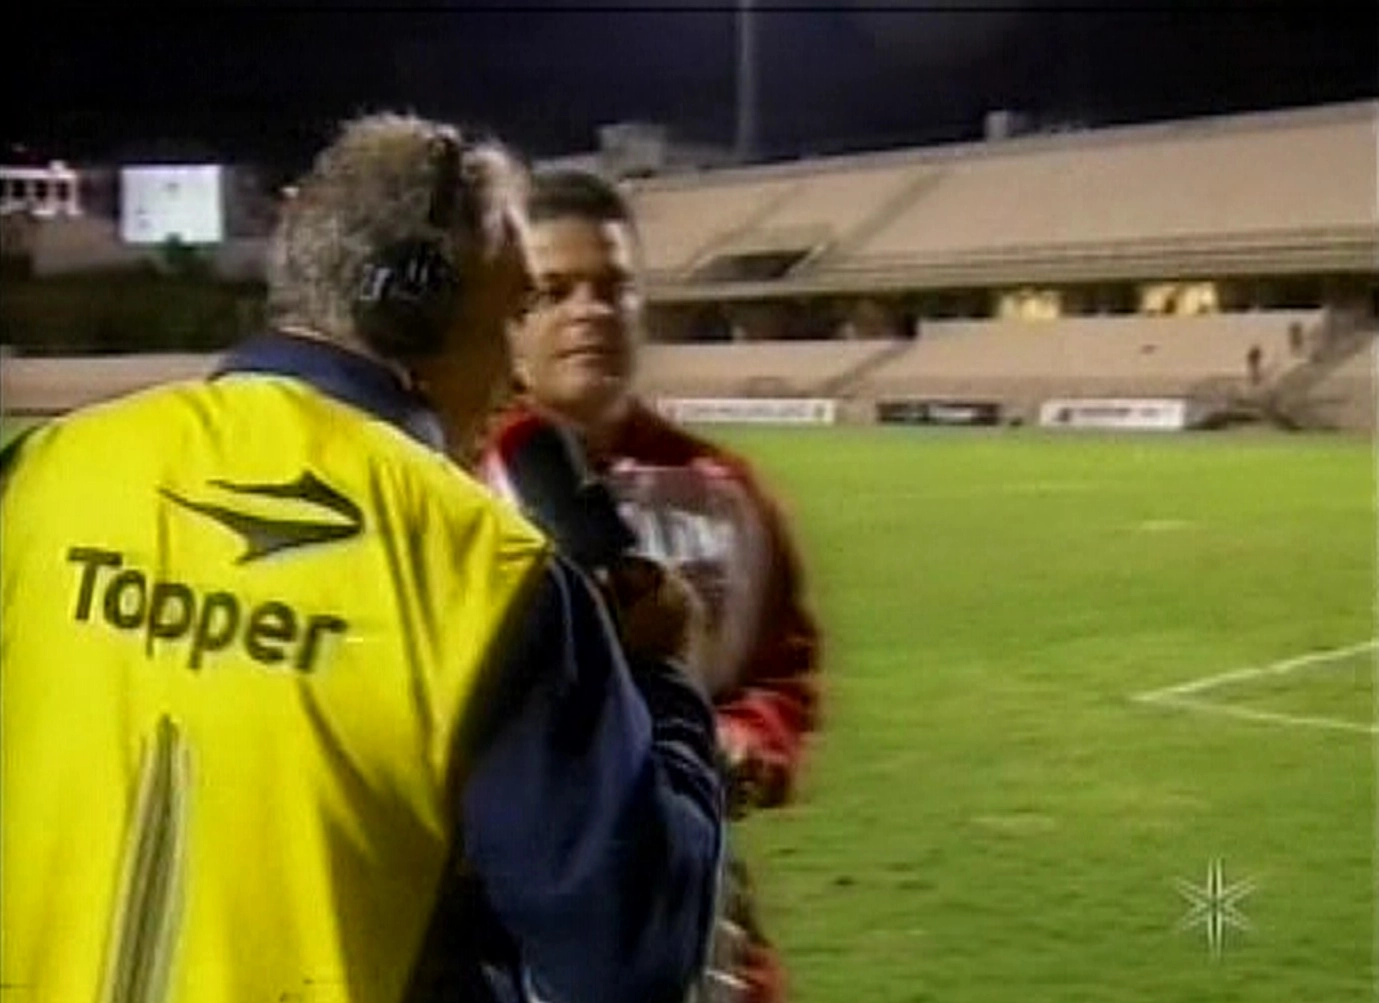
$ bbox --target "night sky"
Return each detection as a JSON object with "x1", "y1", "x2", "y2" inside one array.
[{"x1": 6, "y1": 3, "x2": 1376, "y2": 171}]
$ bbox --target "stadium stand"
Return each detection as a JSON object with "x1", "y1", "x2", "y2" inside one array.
[
  {"x1": 846, "y1": 110, "x2": 1371, "y2": 256},
  {"x1": 636, "y1": 311, "x2": 1372, "y2": 426},
  {"x1": 855, "y1": 313, "x2": 1336, "y2": 425},
  {"x1": 641, "y1": 162, "x2": 941, "y2": 280},
  {"x1": 3, "y1": 101, "x2": 1375, "y2": 430},
  {"x1": 622, "y1": 101, "x2": 1377, "y2": 431},
  {"x1": 639, "y1": 338, "x2": 900, "y2": 398},
  {"x1": 859, "y1": 313, "x2": 1321, "y2": 391},
  {"x1": 632, "y1": 100, "x2": 1377, "y2": 299},
  {"x1": 1298, "y1": 343, "x2": 1375, "y2": 432},
  {"x1": 1256, "y1": 314, "x2": 1377, "y2": 430},
  {"x1": 632, "y1": 177, "x2": 796, "y2": 275}
]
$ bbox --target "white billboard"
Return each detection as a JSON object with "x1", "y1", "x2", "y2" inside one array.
[
  {"x1": 651, "y1": 397, "x2": 838, "y2": 426},
  {"x1": 1038, "y1": 398, "x2": 1189, "y2": 431},
  {"x1": 119, "y1": 165, "x2": 224, "y2": 245}
]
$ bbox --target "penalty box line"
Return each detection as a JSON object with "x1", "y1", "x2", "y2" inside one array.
[
  {"x1": 1132, "y1": 639, "x2": 1379, "y2": 736},
  {"x1": 1136, "y1": 638, "x2": 1379, "y2": 701},
  {"x1": 1139, "y1": 695, "x2": 1378, "y2": 736}
]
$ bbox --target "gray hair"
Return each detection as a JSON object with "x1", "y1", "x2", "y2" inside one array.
[{"x1": 266, "y1": 112, "x2": 527, "y2": 343}]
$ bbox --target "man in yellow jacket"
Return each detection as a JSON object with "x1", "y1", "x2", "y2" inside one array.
[{"x1": 1, "y1": 113, "x2": 723, "y2": 1003}]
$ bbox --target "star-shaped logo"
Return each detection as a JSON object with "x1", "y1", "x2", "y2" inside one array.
[{"x1": 1174, "y1": 858, "x2": 1257, "y2": 958}]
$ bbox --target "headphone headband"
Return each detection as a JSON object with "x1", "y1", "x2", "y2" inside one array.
[{"x1": 428, "y1": 131, "x2": 462, "y2": 231}]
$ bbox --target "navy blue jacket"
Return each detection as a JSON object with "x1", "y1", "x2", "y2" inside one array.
[{"x1": 217, "y1": 333, "x2": 724, "y2": 1003}]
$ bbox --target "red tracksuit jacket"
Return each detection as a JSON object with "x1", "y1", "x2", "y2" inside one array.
[{"x1": 478, "y1": 397, "x2": 822, "y2": 811}]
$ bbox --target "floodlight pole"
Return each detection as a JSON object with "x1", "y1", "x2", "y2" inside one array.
[{"x1": 735, "y1": 0, "x2": 758, "y2": 163}]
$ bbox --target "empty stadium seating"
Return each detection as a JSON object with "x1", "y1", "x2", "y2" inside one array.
[
  {"x1": 628, "y1": 101, "x2": 1378, "y2": 293},
  {"x1": 4, "y1": 103, "x2": 1374, "y2": 432},
  {"x1": 1302, "y1": 341, "x2": 1376, "y2": 431},
  {"x1": 638, "y1": 338, "x2": 898, "y2": 398},
  {"x1": 3, "y1": 316, "x2": 1368, "y2": 430},
  {"x1": 633, "y1": 311, "x2": 1356, "y2": 424},
  {"x1": 862, "y1": 312, "x2": 1321, "y2": 389},
  {"x1": 847, "y1": 110, "x2": 1374, "y2": 261},
  {"x1": 630, "y1": 177, "x2": 796, "y2": 275}
]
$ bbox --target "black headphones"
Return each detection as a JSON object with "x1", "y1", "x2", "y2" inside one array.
[{"x1": 352, "y1": 131, "x2": 472, "y2": 359}]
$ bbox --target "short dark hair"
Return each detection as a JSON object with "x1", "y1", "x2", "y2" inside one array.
[{"x1": 527, "y1": 169, "x2": 634, "y2": 229}]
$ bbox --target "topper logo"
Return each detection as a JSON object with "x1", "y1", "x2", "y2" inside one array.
[{"x1": 67, "y1": 547, "x2": 347, "y2": 673}]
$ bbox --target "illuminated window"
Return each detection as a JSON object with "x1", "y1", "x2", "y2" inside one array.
[
  {"x1": 1139, "y1": 281, "x2": 1219, "y2": 316},
  {"x1": 1177, "y1": 282, "x2": 1219, "y2": 315},
  {"x1": 998, "y1": 287, "x2": 1062, "y2": 321}
]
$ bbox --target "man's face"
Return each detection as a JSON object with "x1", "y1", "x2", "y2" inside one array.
[
  {"x1": 510, "y1": 216, "x2": 641, "y2": 430},
  {"x1": 412, "y1": 218, "x2": 533, "y2": 445},
  {"x1": 465, "y1": 223, "x2": 535, "y2": 388}
]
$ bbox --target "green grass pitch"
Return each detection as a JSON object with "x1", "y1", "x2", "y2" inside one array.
[
  {"x1": 709, "y1": 426, "x2": 1374, "y2": 1003},
  {"x1": 5, "y1": 415, "x2": 1374, "y2": 1000}
]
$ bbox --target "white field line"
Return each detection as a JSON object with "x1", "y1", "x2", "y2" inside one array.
[
  {"x1": 1141, "y1": 693, "x2": 1378, "y2": 736},
  {"x1": 1132, "y1": 639, "x2": 1378, "y2": 736},
  {"x1": 1134, "y1": 639, "x2": 1378, "y2": 701}
]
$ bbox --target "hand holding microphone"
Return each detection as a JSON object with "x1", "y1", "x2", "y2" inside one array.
[
  {"x1": 605, "y1": 555, "x2": 709, "y2": 674},
  {"x1": 483, "y1": 413, "x2": 712, "y2": 685}
]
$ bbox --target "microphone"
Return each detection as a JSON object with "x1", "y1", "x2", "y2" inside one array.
[
  {"x1": 484, "y1": 411, "x2": 702, "y2": 677},
  {"x1": 484, "y1": 412, "x2": 637, "y2": 574}
]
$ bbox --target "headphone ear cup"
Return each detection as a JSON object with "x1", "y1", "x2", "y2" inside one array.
[
  {"x1": 350, "y1": 130, "x2": 470, "y2": 359},
  {"x1": 353, "y1": 239, "x2": 463, "y2": 358}
]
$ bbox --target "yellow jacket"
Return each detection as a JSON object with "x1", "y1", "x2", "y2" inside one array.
[{"x1": 2, "y1": 374, "x2": 547, "y2": 1003}]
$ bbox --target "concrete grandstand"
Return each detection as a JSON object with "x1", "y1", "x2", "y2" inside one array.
[
  {"x1": 627, "y1": 99, "x2": 1377, "y2": 432},
  {"x1": 632, "y1": 100, "x2": 1375, "y2": 299},
  {"x1": 3, "y1": 100, "x2": 1376, "y2": 431}
]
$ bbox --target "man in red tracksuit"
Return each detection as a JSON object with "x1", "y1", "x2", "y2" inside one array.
[{"x1": 474, "y1": 169, "x2": 822, "y2": 1003}]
